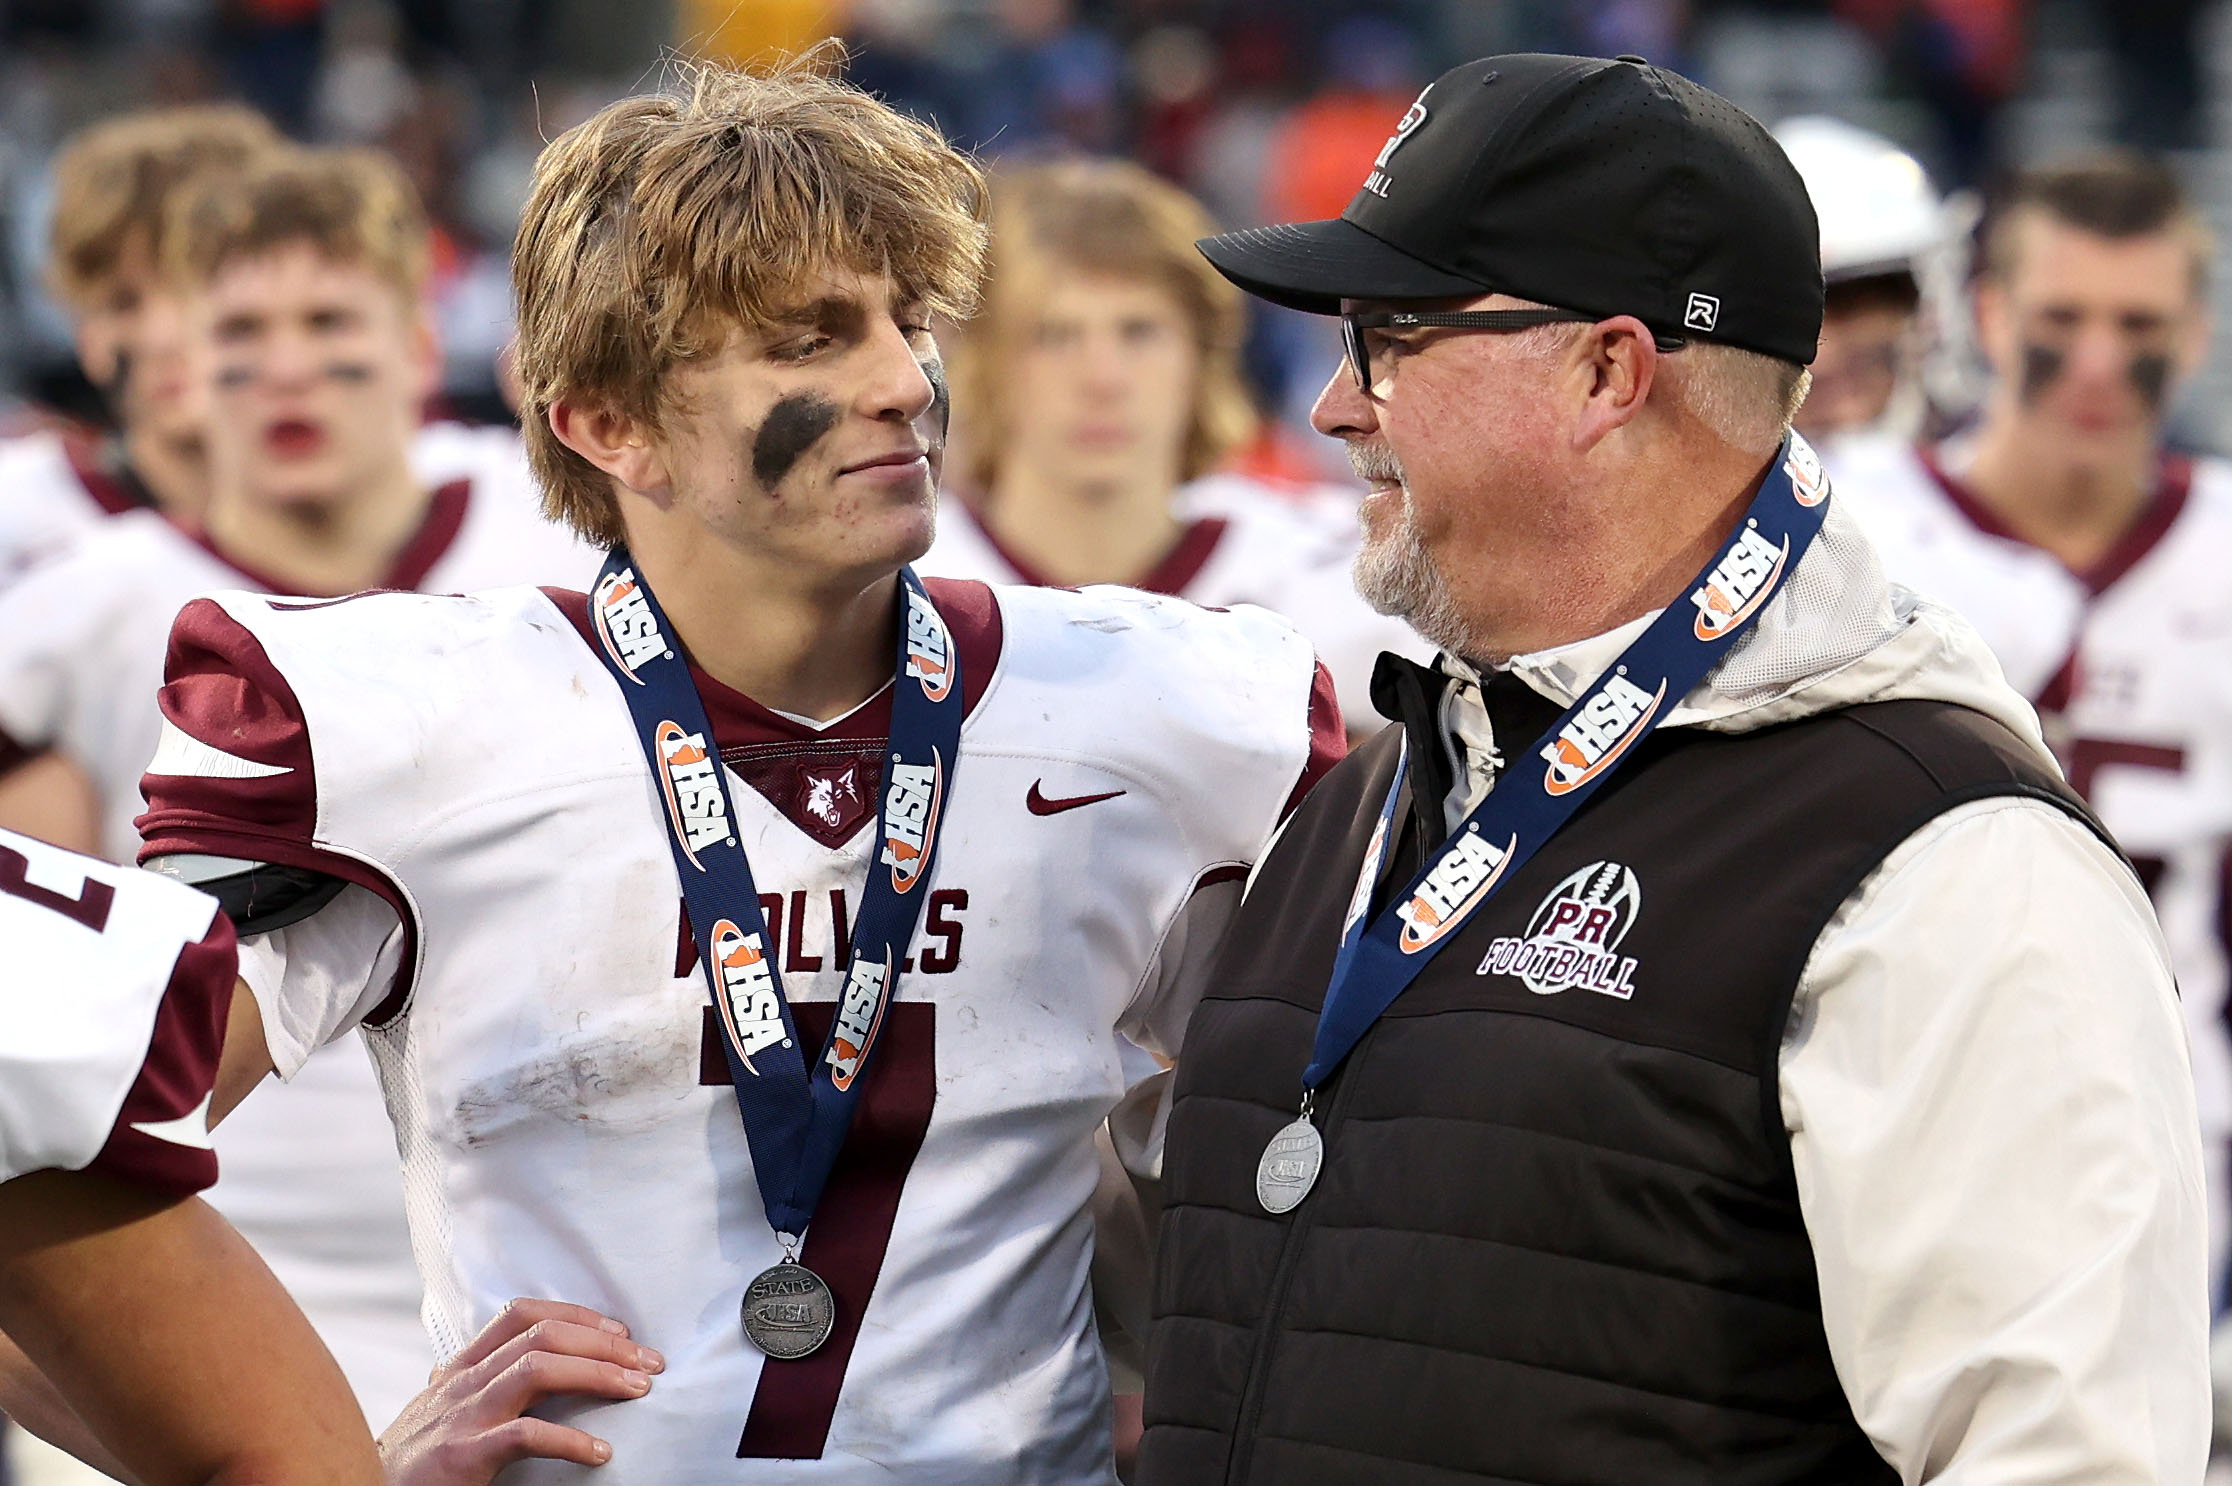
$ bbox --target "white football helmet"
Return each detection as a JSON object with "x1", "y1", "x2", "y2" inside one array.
[{"x1": 1775, "y1": 115, "x2": 1942, "y2": 283}]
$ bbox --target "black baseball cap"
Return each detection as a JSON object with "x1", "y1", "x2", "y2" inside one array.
[{"x1": 1199, "y1": 53, "x2": 1823, "y2": 366}]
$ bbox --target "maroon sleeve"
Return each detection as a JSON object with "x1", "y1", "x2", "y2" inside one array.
[
  {"x1": 135, "y1": 598, "x2": 419, "y2": 1025},
  {"x1": 85, "y1": 910, "x2": 237, "y2": 1197},
  {"x1": 1280, "y1": 659, "x2": 1348, "y2": 821},
  {"x1": 135, "y1": 598, "x2": 320, "y2": 859}
]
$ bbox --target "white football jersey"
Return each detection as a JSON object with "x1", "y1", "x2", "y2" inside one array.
[
  {"x1": 0, "y1": 826, "x2": 233, "y2": 1196},
  {"x1": 1834, "y1": 435, "x2": 2232, "y2": 1145},
  {"x1": 139, "y1": 577, "x2": 1339, "y2": 1482},
  {"x1": 0, "y1": 418, "x2": 532, "y2": 590},
  {"x1": 917, "y1": 473, "x2": 1426, "y2": 730},
  {"x1": 0, "y1": 426, "x2": 151, "y2": 586},
  {"x1": 0, "y1": 477, "x2": 598, "y2": 1428},
  {"x1": 409, "y1": 418, "x2": 534, "y2": 502}
]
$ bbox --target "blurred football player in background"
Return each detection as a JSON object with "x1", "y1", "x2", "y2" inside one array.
[
  {"x1": 0, "y1": 105, "x2": 280, "y2": 572},
  {"x1": 0, "y1": 108, "x2": 282, "y2": 857},
  {"x1": 1832, "y1": 154, "x2": 2232, "y2": 1315},
  {"x1": 1776, "y1": 116, "x2": 1950, "y2": 453},
  {"x1": 920, "y1": 157, "x2": 1425, "y2": 733},
  {"x1": 0, "y1": 827, "x2": 380, "y2": 1485},
  {"x1": 0, "y1": 142, "x2": 595, "y2": 1437}
]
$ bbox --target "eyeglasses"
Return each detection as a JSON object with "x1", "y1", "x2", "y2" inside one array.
[{"x1": 1339, "y1": 308, "x2": 1688, "y2": 398}]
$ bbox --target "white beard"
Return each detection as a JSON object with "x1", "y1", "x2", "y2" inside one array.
[{"x1": 1353, "y1": 486, "x2": 1482, "y2": 659}]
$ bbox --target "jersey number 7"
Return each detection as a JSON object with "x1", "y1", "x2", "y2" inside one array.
[{"x1": 701, "y1": 999, "x2": 937, "y2": 1460}]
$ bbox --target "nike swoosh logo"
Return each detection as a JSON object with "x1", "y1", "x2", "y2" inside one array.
[
  {"x1": 131, "y1": 1090, "x2": 214, "y2": 1151},
  {"x1": 1026, "y1": 781, "x2": 1126, "y2": 816}
]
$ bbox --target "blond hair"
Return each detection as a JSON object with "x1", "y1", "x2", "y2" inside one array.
[
  {"x1": 954, "y1": 158, "x2": 1255, "y2": 493},
  {"x1": 167, "y1": 145, "x2": 431, "y2": 302},
  {"x1": 512, "y1": 55, "x2": 990, "y2": 548},
  {"x1": 47, "y1": 104, "x2": 280, "y2": 311}
]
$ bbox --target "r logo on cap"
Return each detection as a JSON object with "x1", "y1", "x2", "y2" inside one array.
[
  {"x1": 1362, "y1": 84, "x2": 1434, "y2": 200},
  {"x1": 1684, "y1": 293, "x2": 1721, "y2": 333}
]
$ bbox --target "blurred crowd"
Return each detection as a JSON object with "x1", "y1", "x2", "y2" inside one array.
[{"x1": 1, "y1": 0, "x2": 2229, "y2": 454}]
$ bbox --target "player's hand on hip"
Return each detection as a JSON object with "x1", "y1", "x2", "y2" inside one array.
[{"x1": 378, "y1": 1297, "x2": 663, "y2": 1484}]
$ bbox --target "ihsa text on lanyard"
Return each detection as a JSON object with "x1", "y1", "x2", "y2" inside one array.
[{"x1": 589, "y1": 551, "x2": 962, "y2": 1357}]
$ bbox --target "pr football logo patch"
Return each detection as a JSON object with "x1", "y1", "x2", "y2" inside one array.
[{"x1": 1477, "y1": 860, "x2": 1642, "y2": 999}]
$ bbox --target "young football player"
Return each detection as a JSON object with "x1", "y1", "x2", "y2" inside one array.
[
  {"x1": 1832, "y1": 154, "x2": 2232, "y2": 1298},
  {"x1": 918, "y1": 157, "x2": 1424, "y2": 733},
  {"x1": 0, "y1": 104, "x2": 280, "y2": 573},
  {"x1": 122, "y1": 60, "x2": 1337, "y2": 1480},
  {"x1": 0, "y1": 826, "x2": 381, "y2": 1486},
  {"x1": 0, "y1": 143, "x2": 597, "y2": 1432}
]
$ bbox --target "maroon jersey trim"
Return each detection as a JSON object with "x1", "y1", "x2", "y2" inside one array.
[
  {"x1": 1281, "y1": 659, "x2": 1347, "y2": 820},
  {"x1": 1919, "y1": 447, "x2": 2195, "y2": 598},
  {"x1": 543, "y1": 577, "x2": 1005, "y2": 840},
  {"x1": 965, "y1": 504, "x2": 1231, "y2": 597},
  {"x1": 87, "y1": 909, "x2": 237, "y2": 1196},
  {"x1": 61, "y1": 429, "x2": 155, "y2": 517},
  {"x1": 183, "y1": 480, "x2": 473, "y2": 597},
  {"x1": 135, "y1": 599, "x2": 422, "y2": 1027},
  {"x1": 725, "y1": 1000, "x2": 937, "y2": 1460}
]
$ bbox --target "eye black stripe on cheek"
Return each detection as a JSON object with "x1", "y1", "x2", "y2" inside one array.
[{"x1": 752, "y1": 392, "x2": 842, "y2": 491}]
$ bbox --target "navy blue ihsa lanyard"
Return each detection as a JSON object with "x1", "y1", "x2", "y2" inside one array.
[
  {"x1": 1307, "y1": 434, "x2": 1833, "y2": 1090},
  {"x1": 589, "y1": 550, "x2": 962, "y2": 1242}
]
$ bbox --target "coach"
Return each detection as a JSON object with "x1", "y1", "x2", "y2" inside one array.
[{"x1": 1140, "y1": 53, "x2": 2208, "y2": 1483}]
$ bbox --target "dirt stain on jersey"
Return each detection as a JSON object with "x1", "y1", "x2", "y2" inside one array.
[{"x1": 447, "y1": 1016, "x2": 699, "y2": 1145}]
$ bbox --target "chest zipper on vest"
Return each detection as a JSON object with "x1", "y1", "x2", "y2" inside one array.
[{"x1": 1223, "y1": 1060, "x2": 1365, "y2": 1486}]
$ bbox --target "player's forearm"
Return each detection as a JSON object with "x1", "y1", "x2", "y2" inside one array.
[
  {"x1": 0, "y1": 1174, "x2": 380, "y2": 1485},
  {"x1": 0, "y1": 1329, "x2": 140, "y2": 1482}
]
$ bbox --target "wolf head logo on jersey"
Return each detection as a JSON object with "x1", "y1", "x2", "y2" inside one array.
[
  {"x1": 1541, "y1": 673, "x2": 1665, "y2": 796},
  {"x1": 825, "y1": 950, "x2": 893, "y2": 1091},
  {"x1": 1396, "y1": 828, "x2": 1516, "y2": 953},
  {"x1": 902, "y1": 587, "x2": 953, "y2": 702},
  {"x1": 1690, "y1": 524, "x2": 1789, "y2": 641},
  {"x1": 709, "y1": 918, "x2": 788, "y2": 1072},
  {"x1": 1784, "y1": 437, "x2": 1830, "y2": 508},
  {"x1": 593, "y1": 568, "x2": 670, "y2": 683},
  {"x1": 656, "y1": 721, "x2": 733, "y2": 868},
  {"x1": 880, "y1": 750, "x2": 943, "y2": 893}
]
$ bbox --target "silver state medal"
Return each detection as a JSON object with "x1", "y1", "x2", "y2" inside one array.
[
  {"x1": 741, "y1": 1260, "x2": 837, "y2": 1359},
  {"x1": 1255, "y1": 1116, "x2": 1324, "y2": 1214}
]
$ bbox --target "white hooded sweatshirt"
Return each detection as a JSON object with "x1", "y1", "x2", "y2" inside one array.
[{"x1": 1416, "y1": 492, "x2": 2209, "y2": 1481}]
